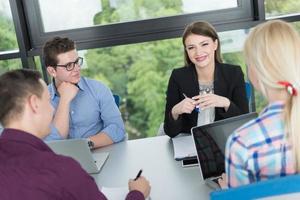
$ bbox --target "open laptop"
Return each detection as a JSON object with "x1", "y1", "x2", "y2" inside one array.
[
  {"x1": 191, "y1": 112, "x2": 258, "y2": 189},
  {"x1": 46, "y1": 139, "x2": 109, "y2": 174}
]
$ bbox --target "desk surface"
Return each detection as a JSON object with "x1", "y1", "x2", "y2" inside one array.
[{"x1": 92, "y1": 135, "x2": 212, "y2": 200}]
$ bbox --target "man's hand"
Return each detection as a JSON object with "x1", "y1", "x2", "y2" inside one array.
[
  {"x1": 129, "y1": 176, "x2": 151, "y2": 198},
  {"x1": 57, "y1": 82, "x2": 79, "y2": 102}
]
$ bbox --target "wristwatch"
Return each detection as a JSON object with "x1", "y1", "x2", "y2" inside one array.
[{"x1": 87, "y1": 138, "x2": 94, "y2": 149}]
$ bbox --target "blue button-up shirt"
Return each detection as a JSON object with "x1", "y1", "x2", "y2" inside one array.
[{"x1": 45, "y1": 77, "x2": 126, "y2": 142}]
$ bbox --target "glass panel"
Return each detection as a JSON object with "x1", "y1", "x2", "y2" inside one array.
[
  {"x1": 38, "y1": 0, "x2": 238, "y2": 32},
  {"x1": 79, "y1": 28, "x2": 265, "y2": 139},
  {"x1": 81, "y1": 38, "x2": 183, "y2": 139},
  {"x1": 0, "y1": 58, "x2": 21, "y2": 75},
  {"x1": 292, "y1": 21, "x2": 300, "y2": 33},
  {"x1": 0, "y1": 0, "x2": 19, "y2": 51},
  {"x1": 220, "y1": 29, "x2": 268, "y2": 113},
  {"x1": 265, "y1": 0, "x2": 300, "y2": 19}
]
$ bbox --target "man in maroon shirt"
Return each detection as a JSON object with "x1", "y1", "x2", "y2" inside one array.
[{"x1": 0, "y1": 69, "x2": 150, "y2": 200}]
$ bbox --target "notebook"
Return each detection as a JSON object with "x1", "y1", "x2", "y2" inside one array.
[
  {"x1": 191, "y1": 112, "x2": 257, "y2": 189},
  {"x1": 172, "y1": 133, "x2": 197, "y2": 161},
  {"x1": 46, "y1": 138, "x2": 109, "y2": 174}
]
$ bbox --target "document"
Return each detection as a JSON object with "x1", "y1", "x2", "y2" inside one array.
[
  {"x1": 172, "y1": 134, "x2": 197, "y2": 161},
  {"x1": 102, "y1": 186, "x2": 151, "y2": 200}
]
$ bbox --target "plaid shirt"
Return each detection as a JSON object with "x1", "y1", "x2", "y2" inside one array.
[{"x1": 225, "y1": 101, "x2": 296, "y2": 188}]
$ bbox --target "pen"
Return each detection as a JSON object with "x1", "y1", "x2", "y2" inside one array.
[
  {"x1": 134, "y1": 169, "x2": 143, "y2": 181},
  {"x1": 182, "y1": 93, "x2": 200, "y2": 112}
]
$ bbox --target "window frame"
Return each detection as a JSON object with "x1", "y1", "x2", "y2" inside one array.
[{"x1": 23, "y1": 0, "x2": 256, "y2": 56}]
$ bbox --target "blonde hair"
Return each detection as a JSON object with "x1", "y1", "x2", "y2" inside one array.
[{"x1": 244, "y1": 20, "x2": 300, "y2": 170}]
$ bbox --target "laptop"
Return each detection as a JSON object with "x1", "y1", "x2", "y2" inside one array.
[
  {"x1": 46, "y1": 139, "x2": 109, "y2": 174},
  {"x1": 191, "y1": 112, "x2": 258, "y2": 189}
]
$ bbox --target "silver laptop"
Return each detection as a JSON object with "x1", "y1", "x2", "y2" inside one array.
[
  {"x1": 46, "y1": 139, "x2": 109, "y2": 174},
  {"x1": 191, "y1": 112, "x2": 258, "y2": 189}
]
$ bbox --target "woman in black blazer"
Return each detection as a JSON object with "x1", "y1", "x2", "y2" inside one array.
[{"x1": 164, "y1": 21, "x2": 249, "y2": 138}]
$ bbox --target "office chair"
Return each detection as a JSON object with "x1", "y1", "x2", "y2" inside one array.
[
  {"x1": 157, "y1": 122, "x2": 165, "y2": 136},
  {"x1": 113, "y1": 94, "x2": 120, "y2": 108},
  {"x1": 245, "y1": 81, "x2": 252, "y2": 103},
  {"x1": 210, "y1": 174, "x2": 300, "y2": 200}
]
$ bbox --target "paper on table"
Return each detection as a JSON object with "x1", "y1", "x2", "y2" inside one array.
[
  {"x1": 172, "y1": 134, "x2": 197, "y2": 161},
  {"x1": 101, "y1": 186, "x2": 151, "y2": 200}
]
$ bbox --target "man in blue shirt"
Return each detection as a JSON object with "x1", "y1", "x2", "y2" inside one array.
[{"x1": 43, "y1": 37, "x2": 126, "y2": 148}]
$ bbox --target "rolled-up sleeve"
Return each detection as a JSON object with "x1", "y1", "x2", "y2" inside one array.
[{"x1": 97, "y1": 85, "x2": 126, "y2": 143}]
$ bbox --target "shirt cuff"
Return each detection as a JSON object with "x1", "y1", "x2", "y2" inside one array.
[
  {"x1": 101, "y1": 124, "x2": 126, "y2": 143},
  {"x1": 126, "y1": 190, "x2": 145, "y2": 200}
]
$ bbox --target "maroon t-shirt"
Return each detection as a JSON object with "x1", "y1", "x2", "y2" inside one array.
[{"x1": 0, "y1": 128, "x2": 144, "y2": 200}]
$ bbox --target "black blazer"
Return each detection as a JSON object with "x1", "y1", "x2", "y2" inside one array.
[{"x1": 164, "y1": 63, "x2": 249, "y2": 138}]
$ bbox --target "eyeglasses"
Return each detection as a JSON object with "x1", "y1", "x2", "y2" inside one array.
[{"x1": 55, "y1": 57, "x2": 83, "y2": 71}]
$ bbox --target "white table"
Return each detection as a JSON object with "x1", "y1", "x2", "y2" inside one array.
[{"x1": 92, "y1": 136, "x2": 212, "y2": 200}]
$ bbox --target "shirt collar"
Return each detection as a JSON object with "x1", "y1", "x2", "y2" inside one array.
[
  {"x1": 0, "y1": 128, "x2": 52, "y2": 152},
  {"x1": 50, "y1": 77, "x2": 84, "y2": 100},
  {"x1": 261, "y1": 101, "x2": 285, "y2": 115}
]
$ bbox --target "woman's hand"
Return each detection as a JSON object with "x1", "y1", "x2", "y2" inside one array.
[
  {"x1": 171, "y1": 97, "x2": 197, "y2": 120},
  {"x1": 192, "y1": 94, "x2": 230, "y2": 111},
  {"x1": 218, "y1": 173, "x2": 228, "y2": 189}
]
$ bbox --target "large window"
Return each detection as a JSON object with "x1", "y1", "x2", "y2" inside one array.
[
  {"x1": 38, "y1": 0, "x2": 238, "y2": 32},
  {"x1": 0, "y1": 0, "x2": 18, "y2": 52},
  {"x1": 79, "y1": 27, "x2": 270, "y2": 139},
  {"x1": 23, "y1": 0, "x2": 252, "y2": 52},
  {"x1": 81, "y1": 38, "x2": 183, "y2": 139},
  {"x1": 2, "y1": 0, "x2": 300, "y2": 139}
]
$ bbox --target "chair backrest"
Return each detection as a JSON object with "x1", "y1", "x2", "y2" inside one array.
[
  {"x1": 245, "y1": 81, "x2": 252, "y2": 102},
  {"x1": 113, "y1": 94, "x2": 120, "y2": 108},
  {"x1": 245, "y1": 81, "x2": 255, "y2": 112},
  {"x1": 157, "y1": 122, "x2": 165, "y2": 136},
  {"x1": 210, "y1": 174, "x2": 300, "y2": 200}
]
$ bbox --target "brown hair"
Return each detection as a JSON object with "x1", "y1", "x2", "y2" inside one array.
[
  {"x1": 0, "y1": 69, "x2": 43, "y2": 126},
  {"x1": 43, "y1": 36, "x2": 75, "y2": 67},
  {"x1": 182, "y1": 21, "x2": 222, "y2": 66}
]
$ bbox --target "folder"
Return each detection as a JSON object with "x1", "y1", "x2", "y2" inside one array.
[{"x1": 172, "y1": 134, "x2": 197, "y2": 161}]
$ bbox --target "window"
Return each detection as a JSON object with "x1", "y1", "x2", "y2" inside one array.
[
  {"x1": 0, "y1": 0, "x2": 19, "y2": 52},
  {"x1": 220, "y1": 29, "x2": 267, "y2": 113},
  {"x1": 0, "y1": 58, "x2": 21, "y2": 75},
  {"x1": 78, "y1": 27, "x2": 271, "y2": 139},
  {"x1": 24, "y1": 0, "x2": 252, "y2": 51},
  {"x1": 265, "y1": 0, "x2": 300, "y2": 19},
  {"x1": 292, "y1": 21, "x2": 300, "y2": 32},
  {"x1": 80, "y1": 38, "x2": 183, "y2": 139},
  {"x1": 38, "y1": 0, "x2": 238, "y2": 32}
]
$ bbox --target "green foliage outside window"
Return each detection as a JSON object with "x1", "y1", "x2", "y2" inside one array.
[
  {"x1": 0, "y1": 10, "x2": 20, "y2": 74},
  {"x1": 1, "y1": 0, "x2": 300, "y2": 138}
]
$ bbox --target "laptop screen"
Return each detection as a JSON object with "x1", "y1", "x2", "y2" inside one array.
[{"x1": 192, "y1": 112, "x2": 257, "y2": 179}]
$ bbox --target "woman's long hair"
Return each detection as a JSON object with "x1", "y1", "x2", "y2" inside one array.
[{"x1": 244, "y1": 20, "x2": 300, "y2": 170}]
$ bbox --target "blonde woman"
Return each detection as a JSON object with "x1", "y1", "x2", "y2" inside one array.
[{"x1": 219, "y1": 20, "x2": 300, "y2": 188}]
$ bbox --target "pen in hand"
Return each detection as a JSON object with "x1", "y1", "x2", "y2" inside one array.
[
  {"x1": 134, "y1": 169, "x2": 143, "y2": 181},
  {"x1": 182, "y1": 93, "x2": 200, "y2": 112}
]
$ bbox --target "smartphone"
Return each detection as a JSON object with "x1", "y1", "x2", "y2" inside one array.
[{"x1": 181, "y1": 158, "x2": 199, "y2": 167}]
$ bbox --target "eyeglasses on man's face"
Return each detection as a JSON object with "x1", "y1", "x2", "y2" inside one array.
[{"x1": 55, "y1": 57, "x2": 83, "y2": 71}]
